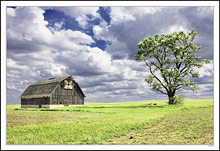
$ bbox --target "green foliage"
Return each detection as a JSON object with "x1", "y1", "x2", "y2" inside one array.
[
  {"x1": 134, "y1": 29, "x2": 210, "y2": 104},
  {"x1": 173, "y1": 94, "x2": 185, "y2": 105}
]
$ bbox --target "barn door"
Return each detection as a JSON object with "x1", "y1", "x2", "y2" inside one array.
[
  {"x1": 39, "y1": 99, "x2": 42, "y2": 108},
  {"x1": 74, "y1": 96, "x2": 78, "y2": 104},
  {"x1": 64, "y1": 100, "x2": 69, "y2": 106}
]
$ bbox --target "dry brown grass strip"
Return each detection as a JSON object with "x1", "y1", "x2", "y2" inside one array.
[{"x1": 106, "y1": 107, "x2": 213, "y2": 144}]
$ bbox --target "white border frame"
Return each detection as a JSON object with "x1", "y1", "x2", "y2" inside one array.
[{"x1": 1, "y1": 1, "x2": 219, "y2": 150}]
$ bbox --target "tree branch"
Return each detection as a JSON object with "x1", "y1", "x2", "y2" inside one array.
[
  {"x1": 144, "y1": 60, "x2": 168, "y2": 92},
  {"x1": 176, "y1": 84, "x2": 184, "y2": 90},
  {"x1": 153, "y1": 49, "x2": 170, "y2": 86},
  {"x1": 180, "y1": 65, "x2": 188, "y2": 73},
  {"x1": 156, "y1": 89, "x2": 168, "y2": 95}
]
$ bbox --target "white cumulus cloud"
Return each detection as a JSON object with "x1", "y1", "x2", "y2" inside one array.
[{"x1": 51, "y1": 7, "x2": 100, "y2": 28}]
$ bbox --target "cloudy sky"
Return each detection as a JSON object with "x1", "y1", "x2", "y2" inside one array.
[{"x1": 6, "y1": 6, "x2": 214, "y2": 104}]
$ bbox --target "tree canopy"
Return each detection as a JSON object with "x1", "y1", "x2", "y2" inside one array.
[{"x1": 134, "y1": 29, "x2": 210, "y2": 104}]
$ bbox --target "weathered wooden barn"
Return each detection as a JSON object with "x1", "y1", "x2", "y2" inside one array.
[{"x1": 20, "y1": 76, "x2": 85, "y2": 108}]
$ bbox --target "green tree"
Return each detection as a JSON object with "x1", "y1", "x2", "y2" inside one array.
[{"x1": 134, "y1": 30, "x2": 210, "y2": 104}]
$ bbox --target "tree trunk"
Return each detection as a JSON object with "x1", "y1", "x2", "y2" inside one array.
[{"x1": 168, "y1": 92, "x2": 175, "y2": 105}]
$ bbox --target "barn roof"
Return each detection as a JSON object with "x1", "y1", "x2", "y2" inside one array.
[
  {"x1": 31, "y1": 76, "x2": 70, "y2": 85},
  {"x1": 20, "y1": 76, "x2": 85, "y2": 99}
]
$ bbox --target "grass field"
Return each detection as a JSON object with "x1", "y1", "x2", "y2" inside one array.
[{"x1": 6, "y1": 99, "x2": 213, "y2": 144}]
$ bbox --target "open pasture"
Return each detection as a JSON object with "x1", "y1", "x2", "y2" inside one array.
[{"x1": 6, "y1": 99, "x2": 213, "y2": 144}]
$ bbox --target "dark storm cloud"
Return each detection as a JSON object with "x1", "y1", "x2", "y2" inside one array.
[
  {"x1": 106, "y1": 7, "x2": 180, "y2": 59},
  {"x1": 6, "y1": 39, "x2": 44, "y2": 54},
  {"x1": 194, "y1": 75, "x2": 214, "y2": 85},
  {"x1": 178, "y1": 7, "x2": 214, "y2": 60},
  {"x1": 106, "y1": 7, "x2": 213, "y2": 60}
]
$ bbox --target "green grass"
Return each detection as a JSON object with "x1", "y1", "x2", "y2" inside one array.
[
  {"x1": 106, "y1": 107, "x2": 213, "y2": 144},
  {"x1": 7, "y1": 99, "x2": 213, "y2": 144}
]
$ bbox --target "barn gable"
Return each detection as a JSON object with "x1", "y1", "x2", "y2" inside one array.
[{"x1": 20, "y1": 76, "x2": 85, "y2": 108}]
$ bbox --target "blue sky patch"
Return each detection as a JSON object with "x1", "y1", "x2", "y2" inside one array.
[
  {"x1": 91, "y1": 39, "x2": 108, "y2": 50},
  {"x1": 98, "y1": 7, "x2": 111, "y2": 25},
  {"x1": 44, "y1": 9, "x2": 82, "y2": 31},
  {"x1": 43, "y1": 8, "x2": 108, "y2": 50}
]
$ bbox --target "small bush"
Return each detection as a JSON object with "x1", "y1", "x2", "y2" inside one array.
[{"x1": 173, "y1": 94, "x2": 185, "y2": 105}]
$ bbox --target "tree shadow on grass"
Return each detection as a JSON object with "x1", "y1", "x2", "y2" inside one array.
[{"x1": 90, "y1": 104, "x2": 167, "y2": 109}]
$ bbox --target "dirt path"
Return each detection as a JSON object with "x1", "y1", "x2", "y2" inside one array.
[{"x1": 105, "y1": 107, "x2": 213, "y2": 144}]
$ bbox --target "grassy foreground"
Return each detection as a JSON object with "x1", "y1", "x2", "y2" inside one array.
[{"x1": 7, "y1": 99, "x2": 213, "y2": 144}]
